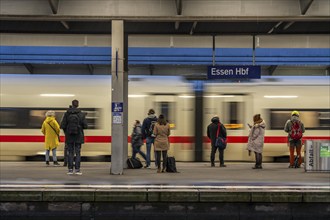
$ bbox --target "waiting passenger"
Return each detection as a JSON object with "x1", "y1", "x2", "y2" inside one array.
[
  {"x1": 207, "y1": 115, "x2": 227, "y2": 167},
  {"x1": 41, "y1": 110, "x2": 60, "y2": 166},
  {"x1": 60, "y1": 100, "x2": 88, "y2": 175},
  {"x1": 131, "y1": 120, "x2": 147, "y2": 162},
  {"x1": 247, "y1": 114, "x2": 266, "y2": 169},
  {"x1": 284, "y1": 110, "x2": 305, "y2": 168},
  {"x1": 153, "y1": 114, "x2": 171, "y2": 173},
  {"x1": 141, "y1": 109, "x2": 158, "y2": 169}
]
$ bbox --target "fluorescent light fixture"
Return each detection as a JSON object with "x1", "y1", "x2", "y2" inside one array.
[
  {"x1": 179, "y1": 95, "x2": 194, "y2": 98},
  {"x1": 128, "y1": 94, "x2": 148, "y2": 98},
  {"x1": 40, "y1": 94, "x2": 75, "y2": 97},
  {"x1": 264, "y1": 95, "x2": 298, "y2": 99},
  {"x1": 204, "y1": 95, "x2": 235, "y2": 98}
]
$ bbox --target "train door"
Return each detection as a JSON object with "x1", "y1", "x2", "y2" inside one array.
[
  {"x1": 203, "y1": 94, "x2": 252, "y2": 162},
  {"x1": 147, "y1": 94, "x2": 194, "y2": 161}
]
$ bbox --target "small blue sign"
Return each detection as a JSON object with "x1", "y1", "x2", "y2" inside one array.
[
  {"x1": 112, "y1": 102, "x2": 123, "y2": 112},
  {"x1": 207, "y1": 66, "x2": 261, "y2": 79}
]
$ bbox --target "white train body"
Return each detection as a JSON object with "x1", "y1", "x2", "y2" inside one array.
[{"x1": 0, "y1": 74, "x2": 329, "y2": 161}]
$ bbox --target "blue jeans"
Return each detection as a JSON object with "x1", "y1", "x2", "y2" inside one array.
[
  {"x1": 45, "y1": 148, "x2": 57, "y2": 162},
  {"x1": 132, "y1": 144, "x2": 147, "y2": 161},
  {"x1": 145, "y1": 137, "x2": 156, "y2": 167},
  {"x1": 67, "y1": 143, "x2": 81, "y2": 172}
]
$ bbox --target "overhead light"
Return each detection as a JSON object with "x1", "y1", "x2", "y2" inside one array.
[
  {"x1": 179, "y1": 95, "x2": 194, "y2": 98},
  {"x1": 40, "y1": 94, "x2": 75, "y2": 97},
  {"x1": 264, "y1": 95, "x2": 298, "y2": 99},
  {"x1": 128, "y1": 94, "x2": 148, "y2": 98},
  {"x1": 204, "y1": 95, "x2": 235, "y2": 98}
]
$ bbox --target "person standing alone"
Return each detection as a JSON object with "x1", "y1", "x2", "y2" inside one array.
[
  {"x1": 247, "y1": 114, "x2": 266, "y2": 169},
  {"x1": 284, "y1": 110, "x2": 305, "y2": 168},
  {"x1": 41, "y1": 110, "x2": 61, "y2": 166},
  {"x1": 207, "y1": 115, "x2": 227, "y2": 167},
  {"x1": 61, "y1": 100, "x2": 88, "y2": 175}
]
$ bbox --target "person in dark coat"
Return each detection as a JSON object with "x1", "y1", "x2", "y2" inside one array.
[
  {"x1": 207, "y1": 115, "x2": 227, "y2": 167},
  {"x1": 60, "y1": 100, "x2": 88, "y2": 175},
  {"x1": 131, "y1": 120, "x2": 147, "y2": 162}
]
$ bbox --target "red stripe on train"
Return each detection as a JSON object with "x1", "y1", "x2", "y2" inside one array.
[{"x1": 0, "y1": 135, "x2": 329, "y2": 143}]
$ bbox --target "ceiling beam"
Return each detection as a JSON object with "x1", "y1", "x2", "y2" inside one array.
[
  {"x1": 267, "y1": 65, "x2": 278, "y2": 75},
  {"x1": 190, "y1": 21, "x2": 197, "y2": 35},
  {"x1": 48, "y1": 0, "x2": 59, "y2": 14},
  {"x1": 48, "y1": 0, "x2": 70, "y2": 30},
  {"x1": 267, "y1": 21, "x2": 283, "y2": 34},
  {"x1": 174, "y1": 0, "x2": 182, "y2": 30},
  {"x1": 23, "y1": 64, "x2": 34, "y2": 74},
  {"x1": 299, "y1": 0, "x2": 314, "y2": 15},
  {"x1": 1, "y1": 15, "x2": 328, "y2": 22},
  {"x1": 87, "y1": 64, "x2": 94, "y2": 74}
]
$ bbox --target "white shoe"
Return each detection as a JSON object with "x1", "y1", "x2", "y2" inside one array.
[
  {"x1": 75, "y1": 171, "x2": 82, "y2": 175},
  {"x1": 67, "y1": 170, "x2": 74, "y2": 175}
]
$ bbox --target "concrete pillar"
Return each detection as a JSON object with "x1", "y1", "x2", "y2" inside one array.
[{"x1": 110, "y1": 20, "x2": 127, "y2": 175}]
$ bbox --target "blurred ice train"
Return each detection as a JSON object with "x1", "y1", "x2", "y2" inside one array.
[{"x1": 0, "y1": 74, "x2": 329, "y2": 162}]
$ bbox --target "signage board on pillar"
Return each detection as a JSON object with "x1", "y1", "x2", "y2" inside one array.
[
  {"x1": 112, "y1": 102, "x2": 123, "y2": 124},
  {"x1": 207, "y1": 66, "x2": 261, "y2": 79}
]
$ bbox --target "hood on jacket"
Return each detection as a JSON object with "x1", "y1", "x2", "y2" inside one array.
[
  {"x1": 148, "y1": 114, "x2": 157, "y2": 119},
  {"x1": 255, "y1": 120, "x2": 266, "y2": 129},
  {"x1": 211, "y1": 116, "x2": 220, "y2": 123},
  {"x1": 291, "y1": 115, "x2": 300, "y2": 121},
  {"x1": 67, "y1": 108, "x2": 81, "y2": 114},
  {"x1": 45, "y1": 116, "x2": 56, "y2": 123}
]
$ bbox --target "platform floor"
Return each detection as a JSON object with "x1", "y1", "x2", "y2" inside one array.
[{"x1": 1, "y1": 162, "x2": 329, "y2": 188}]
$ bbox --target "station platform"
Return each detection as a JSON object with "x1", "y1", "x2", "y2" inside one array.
[{"x1": 1, "y1": 162, "x2": 329, "y2": 219}]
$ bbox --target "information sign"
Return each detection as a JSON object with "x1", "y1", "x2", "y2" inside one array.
[{"x1": 207, "y1": 65, "x2": 261, "y2": 79}]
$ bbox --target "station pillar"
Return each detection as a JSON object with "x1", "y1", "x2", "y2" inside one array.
[{"x1": 110, "y1": 20, "x2": 128, "y2": 175}]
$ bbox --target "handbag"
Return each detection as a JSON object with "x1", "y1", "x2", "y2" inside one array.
[
  {"x1": 215, "y1": 123, "x2": 227, "y2": 150},
  {"x1": 47, "y1": 122, "x2": 61, "y2": 142}
]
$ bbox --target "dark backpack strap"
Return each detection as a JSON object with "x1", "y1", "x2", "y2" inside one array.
[
  {"x1": 216, "y1": 123, "x2": 220, "y2": 138},
  {"x1": 47, "y1": 122, "x2": 60, "y2": 141}
]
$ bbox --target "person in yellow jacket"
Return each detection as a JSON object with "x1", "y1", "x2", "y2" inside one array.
[{"x1": 41, "y1": 110, "x2": 60, "y2": 166}]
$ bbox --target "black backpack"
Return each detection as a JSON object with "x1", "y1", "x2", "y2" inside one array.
[
  {"x1": 148, "y1": 120, "x2": 157, "y2": 137},
  {"x1": 127, "y1": 157, "x2": 143, "y2": 169},
  {"x1": 67, "y1": 112, "x2": 80, "y2": 135}
]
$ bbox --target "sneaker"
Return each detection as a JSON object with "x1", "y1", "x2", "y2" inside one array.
[
  {"x1": 53, "y1": 161, "x2": 60, "y2": 166},
  {"x1": 46, "y1": 161, "x2": 49, "y2": 166},
  {"x1": 67, "y1": 170, "x2": 74, "y2": 175},
  {"x1": 144, "y1": 166, "x2": 151, "y2": 169},
  {"x1": 220, "y1": 164, "x2": 227, "y2": 167},
  {"x1": 75, "y1": 171, "x2": 82, "y2": 175}
]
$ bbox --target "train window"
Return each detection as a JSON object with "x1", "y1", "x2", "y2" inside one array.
[
  {"x1": 0, "y1": 107, "x2": 100, "y2": 129},
  {"x1": 0, "y1": 109, "x2": 19, "y2": 128},
  {"x1": 269, "y1": 109, "x2": 330, "y2": 130},
  {"x1": 223, "y1": 101, "x2": 244, "y2": 130},
  {"x1": 157, "y1": 102, "x2": 176, "y2": 129}
]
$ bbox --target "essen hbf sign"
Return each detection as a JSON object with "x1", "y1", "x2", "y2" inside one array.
[{"x1": 207, "y1": 66, "x2": 261, "y2": 79}]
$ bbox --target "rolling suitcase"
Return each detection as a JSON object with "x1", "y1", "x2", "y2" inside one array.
[{"x1": 166, "y1": 156, "x2": 178, "y2": 173}]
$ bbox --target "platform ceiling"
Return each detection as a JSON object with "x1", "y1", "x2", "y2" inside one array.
[{"x1": 0, "y1": 0, "x2": 329, "y2": 77}]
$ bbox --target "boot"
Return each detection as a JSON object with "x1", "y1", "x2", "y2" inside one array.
[
  {"x1": 46, "y1": 161, "x2": 49, "y2": 166},
  {"x1": 211, "y1": 162, "x2": 215, "y2": 167},
  {"x1": 53, "y1": 161, "x2": 60, "y2": 166}
]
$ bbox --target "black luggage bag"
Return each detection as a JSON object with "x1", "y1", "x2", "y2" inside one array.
[
  {"x1": 127, "y1": 157, "x2": 143, "y2": 169},
  {"x1": 166, "y1": 156, "x2": 178, "y2": 173}
]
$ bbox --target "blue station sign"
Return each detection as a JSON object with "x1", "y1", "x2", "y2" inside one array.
[
  {"x1": 207, "y1": 66, "x2": 261, "y2": 79},
  {"x1": 112, "y1": 102, "x2": 123, "y2": 112}
]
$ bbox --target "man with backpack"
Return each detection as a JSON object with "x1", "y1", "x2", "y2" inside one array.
[
  {"x1": 284, "y1": 110, "x2": 305, "y2": 168},
  {"x1": 60, "y1": 100, "x2": 88, "y2": 175},
  {"x1": 141, "y1": 109, "x2": 157, "y2": 169}
]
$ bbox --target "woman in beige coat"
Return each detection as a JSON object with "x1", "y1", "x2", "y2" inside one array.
[
  {"x1": 247, "y1": 114, "x2": 266, "y2": 169},
  {"x1": 41, "y1": 110, "x2": 60, "y2": 166},
  {"x1": 153, "y1": 114, "x2": 170, "y2": 173}
]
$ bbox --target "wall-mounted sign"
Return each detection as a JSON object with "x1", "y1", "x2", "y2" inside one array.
[
  {"x1": 207, "y1": 66, "x2": 261, "y2": 79},
  {"x1": 112, "y1": 102, "x2": 123, "y2": 112}
]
